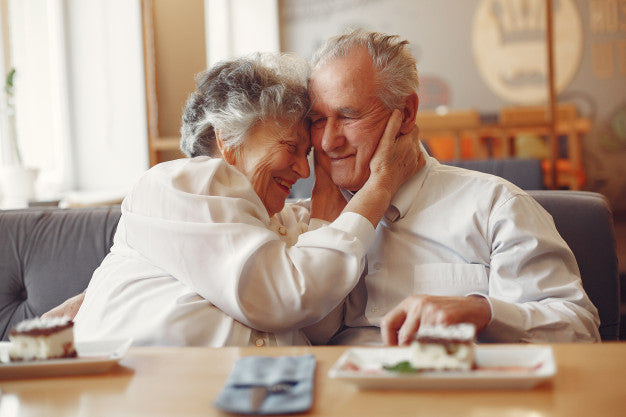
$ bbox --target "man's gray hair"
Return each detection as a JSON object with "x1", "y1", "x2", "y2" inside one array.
[
  {"x1": 311, "y1": 29, "x2": 418, "y2": 110},
  {"x1": 180, "y1": 52, "x2": 310, "y2": 157}
]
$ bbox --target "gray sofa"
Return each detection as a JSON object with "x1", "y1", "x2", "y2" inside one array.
[{"x1": 0, "y1": 191, "x2": 619, "y2": 341}]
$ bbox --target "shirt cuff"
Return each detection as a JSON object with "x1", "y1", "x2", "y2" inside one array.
[
  {"x1": 477, "y1": 296, "x2": 526, "y2": 343},
  {"x1": 329, "y1": 211, "x2": 376, "y2": 252}
]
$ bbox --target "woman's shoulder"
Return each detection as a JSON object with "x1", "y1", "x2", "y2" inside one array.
[
  {"x1": 125, "y1": 157, "x2": 269, "y2": 223},
  {"x1": 137, "y1": 156, "x2": 255, "y2": 197}
]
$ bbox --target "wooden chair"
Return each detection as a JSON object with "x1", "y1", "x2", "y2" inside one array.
[
  {"x1": 498, "y1": 103, "x2": 589, "y2": 190},
  {"x1": 416, "y1": 109, "x2": 484, "y2": 160}
]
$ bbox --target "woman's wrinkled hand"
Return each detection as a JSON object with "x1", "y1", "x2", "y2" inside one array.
[
  {"x1": 310, "y1": 150, "x2": 346, "y2": 222},
  {"x1": 41, "y1": 292, "x2": 85, "y2": 321},
  {"x1": 368, "y1": 109, "x2": 423, "y2": 196}
]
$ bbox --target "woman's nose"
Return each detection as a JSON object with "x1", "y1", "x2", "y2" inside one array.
[{"x1": 293, "y1": 153, "x2": 310, "y2": 179}]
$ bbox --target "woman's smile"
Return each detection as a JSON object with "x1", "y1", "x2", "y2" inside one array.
[{"x1": 274, "y1": 176, "x2": 295, "y2": 194}]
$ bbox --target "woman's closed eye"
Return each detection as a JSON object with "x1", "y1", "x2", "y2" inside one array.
[
  {"x1": 281, "y1": 141, "x2": 297, "y2": 153},
  {"x1": 310, "y1": 117, "x2": 326, "y2": 129}
]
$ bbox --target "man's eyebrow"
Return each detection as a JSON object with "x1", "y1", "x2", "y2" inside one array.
[
  {"x1": 337, "y1": 107, "x2": 360, "y2": 117},
  {"x1": 309, "y1": 107, "x2": 360, "y2": 119}
]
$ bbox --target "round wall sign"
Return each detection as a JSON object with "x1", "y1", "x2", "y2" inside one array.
[{"x1": 472, "y1": 0, "x2": 583, "y2": 104}]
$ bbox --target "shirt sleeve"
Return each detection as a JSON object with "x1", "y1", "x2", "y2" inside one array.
[
  {"x1": 119, "y1": 158, "x2": 376, "y2": 333},
  {"x1": 478, "y1": 194, "x2": 601, "y2": 343}
]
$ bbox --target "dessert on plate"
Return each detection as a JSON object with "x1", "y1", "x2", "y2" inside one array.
[
  {"x1": 409, "y1": 323, "x2": 476, "y2": 371},
  {"x1": 8, "y1": 316, "x2": 77, "y2": 361}
]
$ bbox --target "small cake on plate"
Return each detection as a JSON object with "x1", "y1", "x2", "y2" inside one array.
[
  {"x1": 409, "y1": 323, "x2": 476, "y2": 371},
  {"x1": 9, "y1": 316, "x2": 77, "y2": 361}
]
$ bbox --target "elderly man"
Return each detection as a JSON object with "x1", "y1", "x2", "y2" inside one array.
[{"x1": 305, "y1": 29, "x2": 600, "y2": 345}]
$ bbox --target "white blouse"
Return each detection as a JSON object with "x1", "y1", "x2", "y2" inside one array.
[{"x1": 74, "y1": 157, "x2": 374, "y2": 347}]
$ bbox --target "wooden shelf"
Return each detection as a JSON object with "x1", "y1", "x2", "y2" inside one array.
[{"x1": 149, "y1": 136, "x2": 180, "y2": 151}]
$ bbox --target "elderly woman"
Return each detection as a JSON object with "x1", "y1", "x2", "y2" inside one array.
[{"x1": 69, "y1": 52, "x2": 420, "y2": 346}]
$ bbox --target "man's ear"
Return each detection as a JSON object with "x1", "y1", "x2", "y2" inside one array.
[{"x1": 399, "y1": 92, "x2": 419, "y2": 134}]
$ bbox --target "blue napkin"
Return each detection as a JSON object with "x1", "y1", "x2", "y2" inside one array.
[{"x1": 214, "y1": 354, "x2": 316, "y2": 415}]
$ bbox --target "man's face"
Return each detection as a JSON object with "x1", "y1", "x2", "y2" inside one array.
[{"x1": 309, "y1": 47, "x2": 392, "y2": 191}]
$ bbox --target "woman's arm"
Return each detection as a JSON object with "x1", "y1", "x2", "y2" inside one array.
[{"x1": 120, "y1": 112, "x2": 423, "y2": 334}]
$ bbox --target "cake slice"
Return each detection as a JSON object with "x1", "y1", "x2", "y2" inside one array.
[
  {"x1": 9, "y1": 316, "x2": 77, "y2": 361},
  {"x1": 409, "y1": 323, "x2": 476, "y2": 371}
]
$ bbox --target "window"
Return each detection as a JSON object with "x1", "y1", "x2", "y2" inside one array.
[{"x1": 0, "y1": 0, "x2": 148, "y2": 205}]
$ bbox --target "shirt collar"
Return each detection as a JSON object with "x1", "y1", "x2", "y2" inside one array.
[{"x1": 340, "y1": 141, "x2": 436, "y2": 223}]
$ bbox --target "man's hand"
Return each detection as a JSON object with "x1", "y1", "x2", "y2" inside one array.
[
  {"x1": 380, "y1": 295, "x2": 492, "y2": 346},
  {"x1": 41, "y1": 292, "x2": 85, "y2": 320}
]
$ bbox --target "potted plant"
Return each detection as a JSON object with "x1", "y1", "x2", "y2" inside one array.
[{"x1": 1, "y1": 68, "x2": 38, "y2": 208}]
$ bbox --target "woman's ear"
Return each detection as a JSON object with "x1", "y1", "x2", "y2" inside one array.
[
  {"x1": 399, "y1": 92, "x2": 419, "y2": 134},
  {"x1": 215, "y1": 132, "x2": 237, "y2": 165}
]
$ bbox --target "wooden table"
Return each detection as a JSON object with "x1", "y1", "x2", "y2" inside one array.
[{"x1": 1, "y1": 343, "x2": 625, "y2": 416}]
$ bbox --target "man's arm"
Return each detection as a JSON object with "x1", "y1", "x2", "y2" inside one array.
[{"x1": 382, "y1": 193, "x2": 601, "y2": 345}]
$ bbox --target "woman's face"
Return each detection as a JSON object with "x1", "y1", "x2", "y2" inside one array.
[{"x1": 234, "y1": 121, "x2": 311, "y2": 216}]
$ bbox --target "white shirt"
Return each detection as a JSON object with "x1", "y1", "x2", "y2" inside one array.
[
  {"x1": 75, "y1": 157, "x2": 374, "y2": 347},
  {"x1": 312, "y1": 149, "x2": 601, "y2": 344}
]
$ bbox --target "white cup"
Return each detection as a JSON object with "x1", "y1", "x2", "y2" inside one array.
[{"x1": 0, "y1": 165, "x2": 39, "y2": 209}]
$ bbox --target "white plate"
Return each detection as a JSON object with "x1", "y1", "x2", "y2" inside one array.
[
  {"x1": 0, "y1": 338, "x2": 132, "y2": 379},
  {"x1": 328, "y1": 345, "x2": 556, "y2": 390}
]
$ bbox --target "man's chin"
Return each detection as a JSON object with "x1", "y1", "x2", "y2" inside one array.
[{"x1": 331, "y1": 175, "x2": 367, "y2": 192}]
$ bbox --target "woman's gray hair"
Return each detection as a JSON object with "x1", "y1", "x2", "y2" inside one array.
[
  {"x1": 311, "y1": 29, "x2": 418, "y2": 110},
  {"x1": 180, "y1": 52, "x2": 310, "y2": 157}
]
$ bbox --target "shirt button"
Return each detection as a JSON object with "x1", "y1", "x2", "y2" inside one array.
[
  {"x1": 277, "y1": 226, "x2": 287, "y2": 236},
  {"x1": 254, "y1": 338, "x2": 266, "y2": 347},
  {"x1": 371, "y1": 306, "x2": 379, "y2": 314}
]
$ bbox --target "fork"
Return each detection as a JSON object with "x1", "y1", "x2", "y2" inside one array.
[{"x1": 234, "y1": 381, "x2": 298, "y2": 411}]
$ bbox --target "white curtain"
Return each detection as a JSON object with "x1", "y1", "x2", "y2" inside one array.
[{"x1": 205, "y1": 0, "x2": 280, "y2": 67}]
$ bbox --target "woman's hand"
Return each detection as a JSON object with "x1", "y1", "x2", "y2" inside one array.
[
  {"x1": 367, "y1": 109, "x2": 423, "y2": 198},
  {"x1": 310, "y1": 150, "x2": 347, "y2": 222},
  {"x1": 341, "y1": 110, "x2": 424, "y2": 228},
  {"x1": 41, "y1": 292, "x2": 86, "y2": 320}
]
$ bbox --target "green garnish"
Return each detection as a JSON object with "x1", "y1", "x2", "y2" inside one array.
[{"x1": 383, "y1": 360, "x2": 418, "y2": 373}]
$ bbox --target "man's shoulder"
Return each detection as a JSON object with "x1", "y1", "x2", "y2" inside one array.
[
  {"x1": 428, "y1": 162, "x2": 527, "y2": 198},
  {"x1": 411, "y1": 162, "x2": 532, "y2": 217}
]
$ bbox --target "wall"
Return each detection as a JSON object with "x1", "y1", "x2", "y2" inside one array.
[{"x1": 279, "y1": 0, "x2": 626, "y2": 211}]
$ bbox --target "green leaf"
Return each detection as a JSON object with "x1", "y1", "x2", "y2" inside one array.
[
  {"x1": 5, "y1": 68, "x2": 15, "y2": 96},
  {"x1": 383, "y1": 360, "x2": 418, "y2": 373}
]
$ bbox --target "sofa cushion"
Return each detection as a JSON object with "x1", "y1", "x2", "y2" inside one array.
[
  {"x1": 0, "y1": 206, "x2": 121, "y2": 340},
  {"x1": 528, "y1": 190, "x2": 620, "y2": 340},
  {"x1": 445, "y1": 158, "x2": 544, "y2": 190}
]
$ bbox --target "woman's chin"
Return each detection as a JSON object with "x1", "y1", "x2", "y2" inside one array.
[{"x1": 264, "y1": 198, "x2": 287, "y2": 217}]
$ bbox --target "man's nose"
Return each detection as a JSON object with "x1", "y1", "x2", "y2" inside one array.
[
  {"x1": 293, "y1": 153, "x2": 310, "y2": 179},
  {"x1": 321, "y1": 118, "x2": 344, "y2": 152}
]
